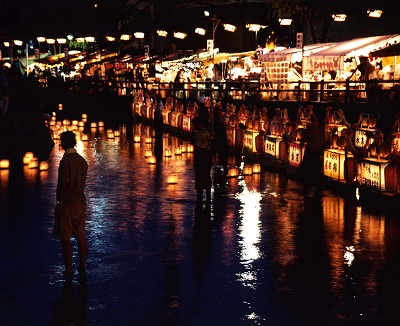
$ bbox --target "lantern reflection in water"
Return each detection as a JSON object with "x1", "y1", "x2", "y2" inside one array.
[{"x1": 227, "y1": 166, "x2": 239, "y2": 177}]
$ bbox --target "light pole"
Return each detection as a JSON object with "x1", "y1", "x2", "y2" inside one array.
[{"x1": 211, "y1": 17, "x2": 220, "y2": 65}]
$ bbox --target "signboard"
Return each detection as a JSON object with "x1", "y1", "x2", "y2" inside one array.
[
  {"x1": 305, "y1": 56, "x2": 343, "y2": 71},
  {"x1": 360, "y1": 158, "x2": 389, "y2": 192},
  {"x1": 296, "y1": 33, "x2": 303, "y2": 49},
  {"x1": 207, "y1": 39, "x2": 214, "y2": 55}
]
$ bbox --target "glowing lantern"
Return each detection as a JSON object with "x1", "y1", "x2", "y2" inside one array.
[
  {"x1": 147, "y1": 155, "x2": 157, "y2": 164},
  {"x1": 265, "y1": 135, "x2": 282, "y2": 159},
  {"x1": 98, "y1": 121, "x2": 105, "y2": 127},
  {"x1": 144, "y1": 150, "x2": 152, "y2": 158},
  {"x1": 81, "y1": 134, "x2": 88, "y2": 141},
  {"x1": 82, "y1": 113, "x2": 87, "y2": 120},
  {"x1": 243, "y1": 130, "x2": 258, "y2": 153},
  {"x1": 134, "y1": 135, "x2": 141, "y2": 143},
  {"x1": 78, "y1": 121, "x2": 85, "y2": 127},
  {"x1": 227, "y1": 166, "x2": 239, "y2": 177},
  {"x1": 180, "y1": 145, "x2": 187, "y2": 153},
  {"x1": 90, "y1": 122, "x2": 97, "y2": 128},
  {"x1": 39, "y1": 161, "x2": 49, "y2": 171},
  {"x1": 0, "y1": 159, "x2": 10, "y2": 169},
  {"x1": 252, "y1": 163, "x2": 261, "y2": 174},
  {"x1": 58, "y1": 103, "x2": 63, "y2": 111},
  {"x1": 323, "y1": 149, "x2": 352, "y2": 181},
  {"x1": 63, "y1": 119, "x2": 70, "y2": 126},
  {"x1": 145, "y1": 136, "x2": 152, "y2": 144},
  {"x1": 167, "y1": 175, "x2": 178, "y2": 184},
  {"x1": 187, "y1": 144, "x2": 194, "y2": 153},
  {"x1": 174, "y1": 147, "x2": 182, "y2": 155},
  {"x1": 288, "y1": 141, "x2": 305, "y2": 168},
  {"x1": 164, "y1": 148, "x2": 172, "y2": 157},
  {"x1": 28, "y1": 158, "x2": 39, "y2": 169},
  {"x1": 242, "y1": 165, "x2": 253, "y2": 175},
  {"x1": 114, "y1": 130, "x2": 120, "y2": 137},
  {"x1": 360, "y1": 158, "x2": 389, "y2": 192}
]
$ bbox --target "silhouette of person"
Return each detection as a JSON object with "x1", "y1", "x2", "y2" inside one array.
[{"x1": 53, "y1": 131, "x2": 88, "y2": 279}]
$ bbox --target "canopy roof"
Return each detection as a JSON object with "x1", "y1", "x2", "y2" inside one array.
[
  {"x1": 305, "y1": 34, "x2": 400, "y2": 71},
  {"x1": 371, "y1": 42, "x2": 400, "y2": 57}
]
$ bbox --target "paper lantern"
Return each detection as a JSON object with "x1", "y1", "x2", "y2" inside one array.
[
  {"x1": 145, "y1": 136, "x2": 152, "y2": 144},
  {"x1": 28, "y1": 158, "x2": 39, "y2": 169},
  {"x1": 360, "y1": 158, "x2": 389, "y2": 192},
  {"x1": 39, "y1": 161, "x2": 49, "y2": 171},
  {"x1": 187, "y1": 144, "x2": 194, "y2": 153},
  {"x1": 174, "y1": 147, "x2": 182, "y2": 155},
  {"x1": 78, "y1": 121, "x2": 85, "y2": 127},
  {"x1": 58, "y1": 103, "x2": 63, "y2": 111},
  {"x1": 252, "y1": 163, "x2": 261, "y2": 174},
  {"x1": 81, "y1": 134, "x2": 88, "y2": 141},
  {"x1": 164, "y1": 148, "x2": 172, "y2": 157},
  {"x1": 227, "y1": 166, "x2": 239, "y2": 178},
  {"x1": 384, "y1": 165, "x2": 398, "y2": 193},
  {"x1": 144, "y1": 150, "x2": 152, "y2": 158},
  {"x1": 0, "y1": 159, "x2": 10, "y2": 169},
  {"x1": 180, "y1": 145, "x2": 187, "y2": 153},
  {"x1": 265, "y1": 135, "x2": 282, "y2": 159},
  {"x1": 147, "y1": 155, "x2": 157, "y2": 164},
  {"x1": 242, "y1": 165, "x2": 253, "y2": 176},
  {"x1": 90, "y1": 122, "x2": 97, "y2": 128},
  {"x1": 133, "y1": 135, "x2": 141, "y2": 143},
  {"x1": 98, "y1": 121, "x2": 105, "y2": 127},
  {"x1": 323, "y1": 149, "x2": 352, "y2": 181},
  {"x1": 114, "y1": 130, "x2": 120, "y2": 137},
  {"x1": 82, "y1": 113, "x2": 87, "y2": 120},
  {"x1": 167, "y1": 175, "x2": 178, "y2": 184}
]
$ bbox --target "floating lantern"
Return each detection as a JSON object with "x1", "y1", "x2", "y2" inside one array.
[
  {"x1": 133, "y1": 135, "x2": 141, "y2": 143},
  {"x1": 167, "y1": 175, "x2": 178, "y2": 184},
  {"x1": 114, "y1": 130, "x2": 120, "y2": 137},
  {"x1": 187, "y1": 144, "x2": 194, "y2": 153},
  {"x1": 323, "y1": 149, "x2": 352, "y2": 181},
  {"x1": 180, "y1": 145, "x2": 187, "y2": 153},
  {"x1": 78, "y1": 121, "x2": 85, "y2": 127},
  {"x1": 145, "y1": 136, "x2": 152, "y2": 144},
  {"x1": 252, "y1": 163, "x2": 261, "y2": 174},
  {"x1": 0, "y1": 159, "x2": 10, "y2": 169},
  {"x1": 144, "y1": 150, "x2": 152, "y2": 158},
  {"x1": 62, "y1": 119, "x2": 70, "y2": 126},
  {"x1": 39, "y1": 161, "x2": 49, "y2": 171},
  {"x1": 227, "y1": 166, "x2": 239, "y2": 178},
  {"x1": 58, "y1": 103, "x2": 63, "y2": 111},
  {"x1": 81, "y1": 134, "x2": 88, "y2": 141},
  {"x1": 82, "y1": 113, "x2": 87, "y2": 120},
  {"x1": 360, "y1": 158, "x2": 389, "y2": 192},
  {"x1": 90, "y1": 122, "x2": 97, "y2": 128},
  {"x1": 28, "y1": 158, "x2": 39, "y2": 169},
  {"x1": 242, "y1": 165, "x2": 253, "y2": 176},
  {"x1": 98, "y1": 121, "x2": 105, "y2": 127},
  {"x1": 72, "y1": 120, "x2": 79, "y2": 126},
  {"x1": 164, "y1": 148, "x2": 172, "y2": 157},
  {"x1": 147, "y1": 155, "x2": 157, "y2": 164},
  {"x1": 174, "y1": 147, "x2": 182, "y2": 155}
]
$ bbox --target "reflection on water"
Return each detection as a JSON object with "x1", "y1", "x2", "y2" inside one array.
[{"x1": 2, "y1": 120, "x2": 400, "y2": 325}]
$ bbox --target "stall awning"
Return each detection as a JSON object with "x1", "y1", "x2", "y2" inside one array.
[
  {"x1": 259, "y1": 43, "x2": 335, "y2": 63},
  {"x1": 305, "y1": 34, "x2": 400, "y2": 71},
  {"x1": 371, "y1": 43, "x2": 400, "y2": 57}
]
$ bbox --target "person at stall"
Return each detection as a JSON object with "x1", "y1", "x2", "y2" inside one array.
[
  {"x1": 174, "y1": 69, "x2": 185, "y2": 99},
  {"x1": 347, "y1": 55, "x2": 378, "y2": 103}
]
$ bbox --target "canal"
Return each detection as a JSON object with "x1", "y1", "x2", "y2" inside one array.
[{"x1": 1, "y1": 120, "x2": 400, "y2": 325}]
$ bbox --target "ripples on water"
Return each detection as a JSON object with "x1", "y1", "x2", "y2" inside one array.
[{"x1": 1, "y1": 121, "x2": 400, "y2": 325}]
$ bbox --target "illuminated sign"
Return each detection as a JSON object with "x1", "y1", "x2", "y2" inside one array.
[{"x1": 360, "y1": 158, "x2": 389, "y2": 192}]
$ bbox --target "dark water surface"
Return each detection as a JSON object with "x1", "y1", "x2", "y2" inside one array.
[{"x1": 1, "y1": 122, "x2": 400, "y2": 326}]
